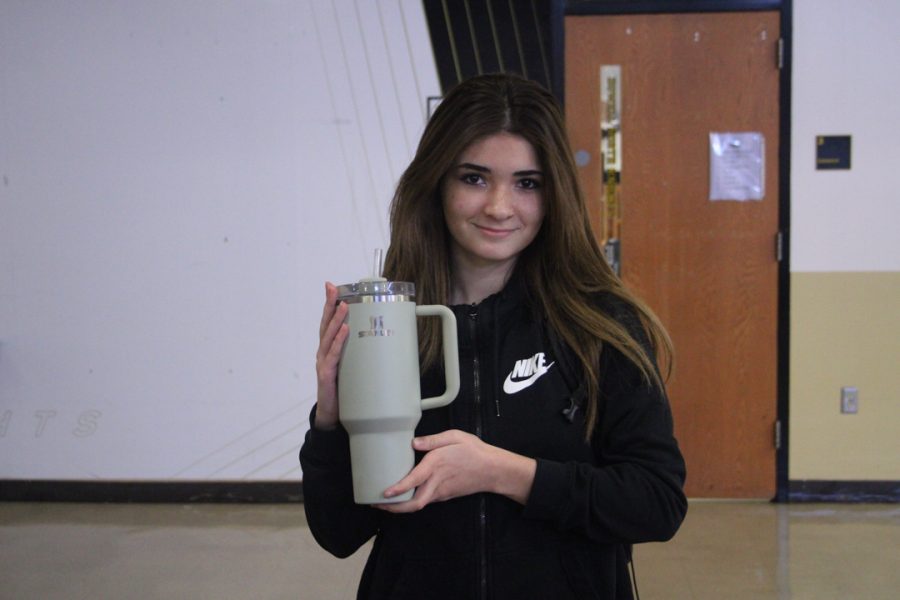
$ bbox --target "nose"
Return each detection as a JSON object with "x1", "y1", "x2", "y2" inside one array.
[{"x1": 483, "y1": 185, "x2": 514, "y2": 220}]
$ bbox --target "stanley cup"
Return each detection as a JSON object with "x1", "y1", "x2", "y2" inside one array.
[{"x1": 337, "y1": 277, "x2": 459, "y2": 504}]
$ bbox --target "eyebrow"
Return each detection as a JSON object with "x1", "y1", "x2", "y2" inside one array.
[{"x1": 456, "y1": 162, "x2": 543, "y2": 177}]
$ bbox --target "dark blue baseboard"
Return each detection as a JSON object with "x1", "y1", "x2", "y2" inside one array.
[
  {"x1": 0, "y1": 480, "x2": 302, "y2": 503},
  {"x1": 788, "y1": 480, "x2": 900, "y2": 503},
  {"x1": 4, "y1": 479, "x2": 897, "y2": 504}
]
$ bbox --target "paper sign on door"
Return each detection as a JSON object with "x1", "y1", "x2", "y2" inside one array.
[{"x1": 709, "y1": 132, "x2": 765, "y2": 201}]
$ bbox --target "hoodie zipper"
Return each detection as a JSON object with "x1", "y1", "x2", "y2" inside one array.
[{"x1": 468, "y1": 304, "x2": 488, "y2": 600}]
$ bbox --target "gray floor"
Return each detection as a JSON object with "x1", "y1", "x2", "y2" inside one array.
[{"x1": 1, "y1": 501, "x2": 898, "y2": 599}]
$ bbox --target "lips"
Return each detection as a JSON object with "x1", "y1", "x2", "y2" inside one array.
[{"x1": 474, "y1": 224, "x2": 518, "y2": 236}]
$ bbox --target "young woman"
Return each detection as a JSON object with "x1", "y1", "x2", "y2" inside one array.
[{"x1": 300, "y1": 73, "x2": 686, "y2": 600}]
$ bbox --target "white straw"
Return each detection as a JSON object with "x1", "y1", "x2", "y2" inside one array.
[{"x1": 373, "y1": 248, "x2": 384, "y2": 279}]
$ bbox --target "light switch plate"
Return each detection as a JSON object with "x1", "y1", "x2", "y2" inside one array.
[{"x1": 841, "y1": 387, "x2": 859, "y2": 414}]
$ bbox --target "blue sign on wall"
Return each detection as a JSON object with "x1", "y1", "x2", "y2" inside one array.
[{"x1": 816, "y1": 135, "x2": 851, "y2": 170}]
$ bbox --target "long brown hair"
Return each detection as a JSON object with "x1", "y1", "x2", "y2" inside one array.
[{"x1": 383, "y1": 73, "x2": 673, "y2": 435}]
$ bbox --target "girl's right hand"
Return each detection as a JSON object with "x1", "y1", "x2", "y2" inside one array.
[{"x1": 314, "y1": 282, "x2": 349, "y2": 430}]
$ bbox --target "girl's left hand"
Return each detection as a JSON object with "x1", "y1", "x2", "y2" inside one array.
[{"x1": 376, "y1": 430, "x2": 536, "y2": 512}]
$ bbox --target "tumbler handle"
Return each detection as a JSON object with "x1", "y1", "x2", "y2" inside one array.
[{"x1": 415, "y1": 305, "x2": 460, "y2": 410}]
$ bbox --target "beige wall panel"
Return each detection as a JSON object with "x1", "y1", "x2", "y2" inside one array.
[{"x1": 790, "y1": 271, "x2": 900, "y2": 479}]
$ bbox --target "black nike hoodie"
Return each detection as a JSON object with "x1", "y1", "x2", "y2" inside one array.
[{"x1": 300, "y1": 278, "x2": 687, "y2": 599}]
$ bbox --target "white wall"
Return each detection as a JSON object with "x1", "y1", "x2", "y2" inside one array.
[
  {"x1": 789, "y1": 0, "x2": 900, "y2": 481},
  {"x1": 791, "y1": 0, "x2": 900, "y2": 272},
  {"x1": 0, "y1": 0, "x2": 440, "y2": 480}
]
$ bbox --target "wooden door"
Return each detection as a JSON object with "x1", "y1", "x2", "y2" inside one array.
[{"x1": 565, "y1": 12, "x2": 780, "y2": 498}]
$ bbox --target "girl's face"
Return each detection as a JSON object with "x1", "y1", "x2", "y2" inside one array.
[{"x1": 442, "y1": 132, "x2": 546, "y2": 274}]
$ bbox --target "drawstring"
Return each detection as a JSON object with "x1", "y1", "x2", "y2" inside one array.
[
  {"x1": 544, "y1": 318, "x2": 586, "y2": 424},
  {"x1": 561, "y1": 382, "x2": 585, "y2": 422},
  {"x1": 493, "y1": 303, "x2": 501, "y2": 417}
]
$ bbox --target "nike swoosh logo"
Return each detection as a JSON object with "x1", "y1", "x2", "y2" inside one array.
[{"x1": 503, "y1": 362, "x2": 555, "y2": 395}]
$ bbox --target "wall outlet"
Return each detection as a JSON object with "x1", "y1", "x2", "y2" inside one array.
[{"x1": 840, "y1": 387, "x2": 859, "y2": 414}]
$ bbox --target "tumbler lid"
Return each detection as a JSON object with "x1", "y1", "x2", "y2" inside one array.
[{"x1": 336, "y1": 278, "x2": 415, "y2": 302}]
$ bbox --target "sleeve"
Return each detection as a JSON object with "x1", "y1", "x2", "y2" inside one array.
[
  {"x1": 521, "y1": 307, "x2": 687, "y2": 545},
  {"x1": 298, "y1": 405, "x2": 382, "y2": 558}
]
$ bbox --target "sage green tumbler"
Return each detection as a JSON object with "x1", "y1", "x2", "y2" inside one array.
[{"x1": 337, "y1": 278, "x2": 460, "y2": 504}]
